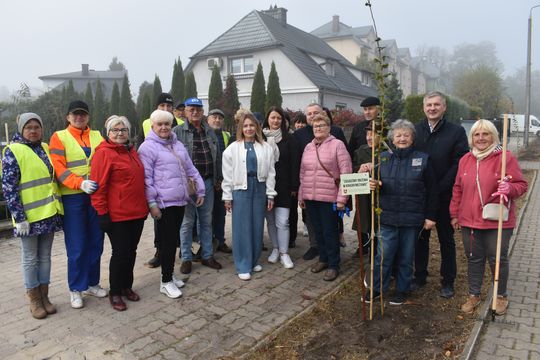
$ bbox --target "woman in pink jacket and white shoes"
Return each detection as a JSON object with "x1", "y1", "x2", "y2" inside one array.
[
  {"x1": 299, "y1": 113, "x2": 352, "y2": 281},
  {"x1": 450, "y1": 119, "x2": 527, "y2": 316}
]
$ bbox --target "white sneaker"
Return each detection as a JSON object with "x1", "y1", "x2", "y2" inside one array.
[
  {"x1": 70, "y1": 291, "x2": 84, "y2": 309},
  {"x1": 172, "y1": 275, "x2": 185, "y2": 288},
  {"x1": 280, "y1": 253, "x2": 294, "y2": 269},
  {"x1": 84, "y1": 285, "x2": 108, "y2": 298},
  {"x1": 252, "y1": 265, "x2": 263, "y2": 272},
  {"x1": 303, "y1": 224, "x2": 308, "y2": 237},
  {"x1": 160, "y1": 281, "x2": 182, "y2": 299},
  {"x1": 268, "y1": 249, "x2": 279, "y2": 263},
  {"x1": 238, "y1": 273, "x2": 251, "y2": 281}
]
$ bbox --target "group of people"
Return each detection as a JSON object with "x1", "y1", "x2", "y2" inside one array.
[{"x1": 2, "y1": 89, "x2": 527, "y2": 319}]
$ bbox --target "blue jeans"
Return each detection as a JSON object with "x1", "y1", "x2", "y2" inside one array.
[
  {"x1": 20, "y1": 233, "x2": 54, "y2": 289},
  {"x1": 181, "y1": 178, "x2": 214, "y2": 261},
  {"x1": 305, "y1": 200, "x2": 340, "y2": 270},
  {"x1": 213, "y1": 188, "x2": 226, "y2": 245},
  {"x1": 373, "y1": 224, "x2": 420, "y2": 293},
  {"x1": 232, "y1": 177, "x2": 266, "y2": 274},
  {"x1": 63, "y1": 193, "x2": 104, "y2": 291}
]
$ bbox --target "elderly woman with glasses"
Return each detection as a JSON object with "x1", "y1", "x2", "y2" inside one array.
[
  {"x1": 90, "y1": 116, "x2": 148, "y2": 311},
  {"x1": 366, "y1": 119, "x2": 438, "y2": 306},
  {"x1": 298, "y1": 113, "x2": 352, "y2": 282}
]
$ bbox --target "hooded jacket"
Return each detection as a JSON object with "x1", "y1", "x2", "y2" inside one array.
[
  {"x1": 138, "y1": 130, "x2": 205, "y2": 209},
  {"x1": 90, "y1": 140, "x2": 148, "y2": 222},
  {"x1": 450, "y1": 149, "x2": 527, "y2": 229},
  {"x1": 298, "y1": 135, "x2": 352, "y2": 204}
]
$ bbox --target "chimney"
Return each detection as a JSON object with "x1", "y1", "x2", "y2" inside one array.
[
  {"x1": 332, "y1": 15, "x2": 339, "y2": 33},
  {"x1": 81, "y1": 64, "x2": 89, "y2": 76},
  {"x1": 261, "y1": 6, "x2": 287, "y2": 25}
]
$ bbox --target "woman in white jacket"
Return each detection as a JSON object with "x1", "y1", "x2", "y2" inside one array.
[{"x1": 222, "y1": 112, "x2": 277, "y2": 280}]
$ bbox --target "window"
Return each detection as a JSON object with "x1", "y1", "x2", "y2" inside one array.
[
  {"x1": 229, "y1": 56, "x2": 254, "y2": 75},
  {"x1": 335, "y1": 102, "x2": 347, "y2": 110}
]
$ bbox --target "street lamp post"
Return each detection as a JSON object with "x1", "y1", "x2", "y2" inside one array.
[{"x1": 525, "y1": 4, "x2": 540, "y2": 148}]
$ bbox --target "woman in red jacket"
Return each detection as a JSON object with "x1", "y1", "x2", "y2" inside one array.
[
  {"x1": 90, "y1": 115, "x2": 148, "y2": 311},
  {"x1": 450, "y1": 119, "x2": 527, "y2": 316}
]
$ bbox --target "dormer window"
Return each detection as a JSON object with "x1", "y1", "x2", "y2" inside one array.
[{"x1": 320, "y1": 61, "x2": 335, "y2": 77}]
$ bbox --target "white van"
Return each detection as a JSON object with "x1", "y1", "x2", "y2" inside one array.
[{"x1": 503, "y1": 114, "x2": 540, "y2": 136}]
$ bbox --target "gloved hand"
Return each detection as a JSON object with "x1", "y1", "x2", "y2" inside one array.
[
  {"x1": 98, "y1": 213, "x2": 113, "y2": 233},
  {"x1": 15, "y1": 221, "x2": 30, "y2": 237},
  {"x1": 80, "y1": 180, "x2": 99, "y2": 194}
]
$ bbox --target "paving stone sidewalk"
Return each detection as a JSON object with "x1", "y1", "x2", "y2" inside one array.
[
  {"x1": 473, "y1": 160, "x2": 540, "y2": 359},
  {"x1": 0, "y1": 212, "x2": 360, "y2": 359}
]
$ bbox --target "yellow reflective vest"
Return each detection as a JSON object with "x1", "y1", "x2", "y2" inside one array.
[
  {"x1": 54, "y1": 129, "x2": 102, "y2": 195},
  {"x1": 222, "y1": 130, "x2": 230, "y2": 147},
  {"x1": 7, "y1": 143, "x2": 63, "y2": 223}
]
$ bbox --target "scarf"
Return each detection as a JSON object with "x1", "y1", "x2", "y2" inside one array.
[
  {"x1": 472, "y1": 143, "x2": 500, "y2": 161},
  {"x1": 263, "y1": 128, "x2": 282, "y2": 144}
]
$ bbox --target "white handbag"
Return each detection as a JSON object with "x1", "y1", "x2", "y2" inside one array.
[{"x1": 475, "y1": 161, "x2": 509, "y2": 221}]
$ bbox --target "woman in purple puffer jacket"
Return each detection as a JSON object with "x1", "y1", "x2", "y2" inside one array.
[{"x1": 138, "y1": 110, "x2": 204, "y2": 299}]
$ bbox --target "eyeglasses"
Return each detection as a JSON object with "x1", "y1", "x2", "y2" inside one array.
[
  {"x1": 109, "y1": 128, "x2": 129, "y2": 134},
  {"x1": 187, "y1": 108, "x2": 203, "y2": 113},
  {"x1": 313, "y1": 124, "x2": 328, "y2": 129}
]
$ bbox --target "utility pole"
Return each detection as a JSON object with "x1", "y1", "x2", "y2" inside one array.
[{"x1": 525, "y1": 4, "x2": 540, "y2": 148}]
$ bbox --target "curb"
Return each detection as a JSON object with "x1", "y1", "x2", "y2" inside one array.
[{"x1": 459, "y1": 168, "x2": 537, "y2": 359}]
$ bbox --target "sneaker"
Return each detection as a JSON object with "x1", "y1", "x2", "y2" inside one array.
[
  {"x1": 440, "y1": 285, "x2": 455, "y2": 299},
  {"x1": 252, "y1": 265, "x2": 263, "y2": 272},
  {"x1": 145, "y1": 250, "x2": 160, "y2": 268},
  {"x1": 70, "y1": 291, "x2": 84, "y2": 309},
  {"x1": 160, "y1": 281, "x2": 182, "y2": 299},
  {"x1": 495, "y1": 296, "x2": 509, "y2": 316},
  {"x1": 303, "y1": 224, "x2": 308, "y2": 237},
  {"x1": 84, "y1": 285, "x2": 108, "y2": 298},
  {"x1": 280, "y1": 253, "x2": 294, "y2": 269},
  {"x1": 303, "y1": 247, "x2": 319, "y2": 261},
  {"x1": 268, "y1": 249, "x2": 279, "y2": 263},
  {"x1": 238, "y1": 273, "x2": 251, "y2": 281},
  {"x1": 172, "y1": 276, "x2": 185, "y2": 288},
  {"x1": 180, "y1": 261, "x2": 192, "y2": 274},
  {"x1": 362, "y1": 291, "x2": 380, "y2": 304},
  {"x1": 461, "y1": 295, "x2": 481, "y2": 314},
  {"x1": 216, "y1": 243, "x2": 232, "y2": 253},
  {"x1": 389, "y1": 292, "x2": 406, "y2": 306},
  {"x1": 201, "y1": 257, "x2": 222, "y2": 270}
]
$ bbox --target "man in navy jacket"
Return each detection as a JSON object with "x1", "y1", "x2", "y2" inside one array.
[{"x1": 413, "y1": 91, "x2": 469, "y2": 298}]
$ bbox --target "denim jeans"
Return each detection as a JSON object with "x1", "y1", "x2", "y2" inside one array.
[
  {"x1": 374, "y1": 224, "x2": 421, "y2": 293},
  {"x1": 232, "y1": 177, "x2": 266, "y2": 274},
  {"x1": 305, "y1": 200, "x2": 340, "y2": 270},
  {"x1": 265, "y1": 207, "x2": 290, "y2": 253},
  {"x1": 180, "y1": 178, "x2": 214, "y2": 261},
  {"x1": 20, "y1": 233, "x2": 54, "y2": 289}
]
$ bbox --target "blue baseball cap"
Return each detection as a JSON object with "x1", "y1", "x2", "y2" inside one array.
[{"x1": 184, "y1": 97, "x2": 203, "y2": 107}]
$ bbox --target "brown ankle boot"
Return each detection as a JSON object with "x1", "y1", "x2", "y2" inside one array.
[
  {"x1": 39, "y1": 284, "x2": 57, "y2": 314},
  {"x1": 27, "y1": 287, "x2": 47, "y2": 319}
]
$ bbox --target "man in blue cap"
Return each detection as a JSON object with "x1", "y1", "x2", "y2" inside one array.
[{"x1": 173, "y1": 98, "x2": 223, "y2": 274}]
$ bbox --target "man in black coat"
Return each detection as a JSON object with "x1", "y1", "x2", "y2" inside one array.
[
  {"x1": 348, "y1": 96, "x2": 380, "y2": 158},
  {"x1": 413, "y1": 91, "x2": 469, "y2": 298},
  {"x1": 293, "y1": 103, "x2": 348, "y2": 260}
]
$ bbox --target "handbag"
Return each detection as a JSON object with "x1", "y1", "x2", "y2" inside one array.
[
  {"x1": 475, "y1": 161, "x2": 509, "y2": 221},
  {"x1": 167, "y1": 145, "x2": 198, "y2": 196}
]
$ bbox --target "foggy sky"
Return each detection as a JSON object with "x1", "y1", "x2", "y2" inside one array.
[{"x1": 1, "y1": 0, "x2": 539, "y2": 98}]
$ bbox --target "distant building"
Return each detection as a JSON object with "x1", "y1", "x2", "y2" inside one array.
[
  {"x1": 39, "y1": 64, "x2": 126, "y2": 99},
  {"x1": 185, "y1": 6, "x2": 377, "y2": 113}
]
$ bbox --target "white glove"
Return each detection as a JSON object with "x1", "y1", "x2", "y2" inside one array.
[
  {"x1": 15, "y1": 221, "x2": 30, "y2": 237},
  {"x1": 80, "y1": 180, "x2": 98, "y2": 194}
]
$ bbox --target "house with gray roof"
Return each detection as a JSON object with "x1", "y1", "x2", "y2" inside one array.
[
  {"x1": 185, "y1": 6, "x2": 377, "y2": 113},
  {"x1": 39, "y1": 64, "x2": 126, "y2": 99}
]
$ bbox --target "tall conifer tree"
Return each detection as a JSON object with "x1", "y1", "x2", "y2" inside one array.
[
  {"x1": 208, "y1": 65, "x2": 223, "y2": 110},
  {"x1": 250, "y1": 62, "x2": 266, "y2": 114},
  {"x1": 265, "y1": 61, "x2": 283, "y2": 112}
]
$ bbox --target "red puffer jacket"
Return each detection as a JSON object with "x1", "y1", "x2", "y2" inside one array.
[
  {"x1": 450, "y1": 149, "x2": 527, "y2": 229},
  {"x1": 90, "y1": 140, "x2": 148, "y2": 222}
]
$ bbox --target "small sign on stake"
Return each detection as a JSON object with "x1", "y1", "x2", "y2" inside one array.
[{"x1": 340, "y1": 173, "x2": 371, "y2": 195}]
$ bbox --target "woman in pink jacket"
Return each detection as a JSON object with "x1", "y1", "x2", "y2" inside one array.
[
  {"x1": 450, "y1": 119, "x2": 527, "y2": 316},
  {"x1": 299, "y1": 114, "x2": 352, "y2": 281}
]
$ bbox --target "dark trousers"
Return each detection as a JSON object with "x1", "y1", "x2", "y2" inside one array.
[
  {"x1": 153, "y1": 219, "x2": 160, "y2": 248},
  {"x1": 108, "y1": 218, "x2": 145, "y2": 295},
  {"x1": 415, "y1": 202, "x2": 456, "y2": 286},
  {"x1": 157, "y1": 206, "x2": 184, "y2": 283},
  {"x1": 213, "y1": 188, "x2": 226, "y2": 245},
  {"x1": 306, "y1": 200, "x2": 340, "y2": 270},
  {"x1": 289, "y1": 196, "x2": 298, "y2": 242}
]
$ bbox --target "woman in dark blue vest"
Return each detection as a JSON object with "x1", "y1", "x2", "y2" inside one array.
[{"x1": 367, "y1": 120, "x2": 439, "y2": 306}]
